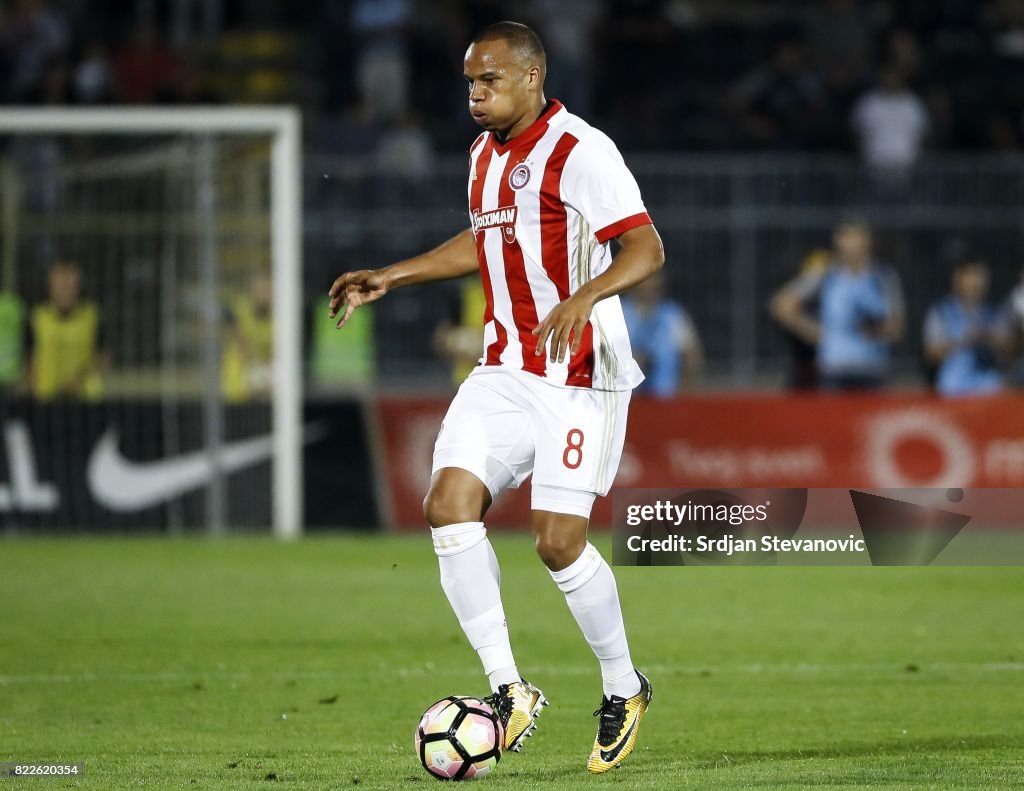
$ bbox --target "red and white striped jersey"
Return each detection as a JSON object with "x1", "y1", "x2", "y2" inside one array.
[{"x1": 467, "y1": 99, "x2": 651, "y2": 391}]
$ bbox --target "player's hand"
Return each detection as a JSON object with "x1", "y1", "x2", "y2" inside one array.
[
  {"x1": 532, "y1": 293, "x2": 594, "y2": 363},
  {"x1": 328, "y1": 269, "x2": 389, "y2": 328}
]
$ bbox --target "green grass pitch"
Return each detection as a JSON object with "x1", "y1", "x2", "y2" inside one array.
[{"x1": 2, "y1": 534, "x2": 1023, "y2": 789}]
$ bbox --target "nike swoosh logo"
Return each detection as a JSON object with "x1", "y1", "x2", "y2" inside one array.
[
  {"x1": 87, "y1": 423, "x2": 328, "y2": 511},
  {"x1": 600, "y1": 713, "x2": 639, "y2": 763}
]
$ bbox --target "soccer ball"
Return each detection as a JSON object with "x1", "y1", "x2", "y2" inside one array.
[{"x1": 414, "y1": 696, "x2": 503, "y2": 781}]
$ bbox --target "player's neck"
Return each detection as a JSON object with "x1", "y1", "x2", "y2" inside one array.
[{"x1": 495, "y1": 97, "x2": 550, "y2": 145}]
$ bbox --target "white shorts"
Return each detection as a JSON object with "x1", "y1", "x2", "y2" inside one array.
[{"x1": 431, "y1": 368, "x2": 631, "y2": 518}]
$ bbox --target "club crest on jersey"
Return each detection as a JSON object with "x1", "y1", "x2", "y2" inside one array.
[
  {"x1": 472, "y1": 205, "x2": 518, "y2": 244},
  {"x1": 509, "y1": 162, "x2": 531, "y2": 190}
]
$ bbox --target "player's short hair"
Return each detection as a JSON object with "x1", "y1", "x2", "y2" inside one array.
[{"x1": 471, "y1": 21, "x2": 546, "y2": 75}]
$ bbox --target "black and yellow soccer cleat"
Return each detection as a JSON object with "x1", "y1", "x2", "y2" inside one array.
[
  {"x1": 586, "y1": 670, "x2": 653, "y2": 773},
  {"x1": 484, "y1": 679, "x2": 548, "y2": 753}
]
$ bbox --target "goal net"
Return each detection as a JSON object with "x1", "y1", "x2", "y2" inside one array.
[{"x1": 0, "y1": 109, "x2": 301, "y2": 538}]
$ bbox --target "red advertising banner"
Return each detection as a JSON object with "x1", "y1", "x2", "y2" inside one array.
[{"x1": 374, "y1": 393, "x2": 1024, "y2": 530}]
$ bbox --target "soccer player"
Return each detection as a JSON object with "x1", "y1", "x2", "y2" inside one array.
[{"x1": 329, "y1": 21, "x2": 662, "y2": 773}]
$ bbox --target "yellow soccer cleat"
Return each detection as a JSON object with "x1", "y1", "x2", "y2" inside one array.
[
  {"x1": 587, "y1": 671, "x2": 653, "y2": 773},
  {"x1": 484, "y1": 679, "x2": 548, "y2": 752}
]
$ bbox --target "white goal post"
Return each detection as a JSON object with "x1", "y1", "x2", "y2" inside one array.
[{"x1": 0, "y1": 107, "x2": 303, "y2": 540}]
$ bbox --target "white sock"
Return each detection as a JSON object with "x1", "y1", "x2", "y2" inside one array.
[
  {"x1": 549, "y1": 543, "x2": 641, "y2": 699},
  {"x1": 432, "y1": 522, "x2": 519, "y2": 693}
]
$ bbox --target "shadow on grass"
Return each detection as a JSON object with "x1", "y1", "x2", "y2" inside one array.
[
  {"x1": 392, "y1": 736, "x2": 1024, "y2": 788},
  {"x1": 400, "y1": 766, "x2": 586, "y2": 784},
  {"x1": 682, "y1": 734, "x2": 1023, "y2": 770}
]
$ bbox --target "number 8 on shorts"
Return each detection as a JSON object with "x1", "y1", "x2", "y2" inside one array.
[{"x1": 563, "y1": 429, "x2": 585, "y2": 469}]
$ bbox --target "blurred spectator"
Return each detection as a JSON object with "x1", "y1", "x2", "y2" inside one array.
[
  {"x1": 770, "y1": 221, "x2": 904, "y2": 391},
  {"x1": 597, "y1": 0, "x2": 676, "y2": 148},
  {"x1": 376, "y1": 113, "x2": 434, "y2": 182},
  {"x1": 221, "y1": 273, "x2": 273, "y2": 402},
  {"x1": 769, "y1": 248, "x2": 830, "y2": 390},
  {"x1": 851, "y1": 62, "x2": 930, "y2": 174},
  {"x1": 988, "y1": 0, "x2": 1024, "y2": 59},
  {"x1": 1006, "y1": 266, "x2": 1024, "y2": 385},
  {"x1": 982, "y1": 0, "x2": 1024, "y2": 149},
  {"x1": 884, "y1": 28, "x2": 924, "y2": 81},
  {"x1": 72, "y1": 39, "x2": 114, "y2": 103},
  {"x1": 727, "y1": 32, "x2": 826, "y2": 149},
  {"x1": 35, "y1": 53, "x2": 68, "y2": 101},
  {"x1": 315, "y1": 101, "x2": 378, "y2": 157},
  {"x1": 622, "y1": 270, "x2": 703, "y2": 396},
  {"x1": 0, "y1": 0, "x2": 69, "y2": 101},
  {"x1": 0, "y1": 1, "x2": 1020, "y2": 161},
  {"x1": 28, "y1": 261, "x2": 105, "y2": 400},
  {"x1": 113, "y1": 19, "x2": 180, "y2": 103},
  {"x1": 434, "y1": 279, "x2": 486, "y2": 386},
  {"x1": 884, "y1": 27, "x2": 955, "y2": 148},
  {"x1": 374, "y1": 113, "x2": 435, "y2": 209},
  {"x1": 530, "y1": 0, "x2": 603, "y2": 115},
  {"x1": 1012, "y1": 266, "x2": 1024, "y2": 325},
  {"x1": 310, "y1": 295, "x2": 375, "y2": 389},
  {"x1": 350, "y1": 0, "x2": 412, "y2": 122},
  {"x1": 806, "y1": 0, "x2": 872, "y2": 99},
  {"x1": 0, "y1": 291, "x2": 26, "y2": 390},
  {"x1": 923, "y1": 257, "x2": 1011, "y2": 396}
]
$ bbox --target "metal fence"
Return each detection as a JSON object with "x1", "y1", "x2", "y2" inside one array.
[
  {"x1": 305, "y1": 153, "x2": 1024, "y2": 389},
  {"x1": 6, "y1": 146, "x2": 1024, "y2": 393}
]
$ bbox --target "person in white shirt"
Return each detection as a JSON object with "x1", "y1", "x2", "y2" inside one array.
[{"x1": 851, "y1": 62, "x2": 930, "y2": 174}]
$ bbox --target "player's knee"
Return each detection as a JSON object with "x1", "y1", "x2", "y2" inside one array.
[
  {"x1": 534, "y1": 530, "x2": 585, "y2": 571},
  {"x1": 422, "y1": 490, "x2": 452, "y2": 528},
  {"x1": 423, "y1": 488, "x2": 476, "y2": 528}
]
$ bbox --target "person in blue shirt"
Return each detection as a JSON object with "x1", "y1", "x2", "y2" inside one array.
[
  {"x1": 771, "y1": 220, "x2": 904, "y2": 390},
  {"x1": 923, "y1": 258, "x2": 1011, "y2": 397},
  {"x1": 622, "y1": 271, "x2": 703, "y2": 397}
]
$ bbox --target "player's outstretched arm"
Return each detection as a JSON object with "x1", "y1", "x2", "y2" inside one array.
[
  {"x1": 328, "y1": 228, "x2": 478, "y2": 328},
  {"x1": 533, "y1": 224, "x2": 665, "y2": 363}
]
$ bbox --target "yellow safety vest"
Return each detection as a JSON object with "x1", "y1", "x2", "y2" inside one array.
[
  {"x1": 31, "y1": 302, "x2": 102, "y2": 399},
  {"x1": 453, "y1": 281, "x2": 487, "y2": 384},
  {"x1": 221, "y1": 296, "x2": 273, "y2": 402}
]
